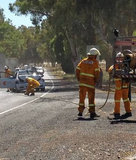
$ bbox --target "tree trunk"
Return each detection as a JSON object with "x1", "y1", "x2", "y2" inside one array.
[{"x1": 65, "y1": 30, "x2": 81, "y2": 71}]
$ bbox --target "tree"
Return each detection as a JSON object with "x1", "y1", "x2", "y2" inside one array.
[
  {"x1": 0, "y1": 8, "x2": 5, "y2": 23},
  {"x1": 9, "y1": 0, "x2": 85, "y2": 72},
  {"x1": 9, "y1": 0, "x2": 136, "y2": 71},
  {"x1": 18, "y1": 26, "x2": 43, "y2": 63},
  {"x1": 0, "y1": 22, "x2": 25, "y2": 58}
]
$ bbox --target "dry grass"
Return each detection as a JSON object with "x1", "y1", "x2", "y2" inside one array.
[{"x1": 45, "y1": 62, "x2": 110, "y2": 83}]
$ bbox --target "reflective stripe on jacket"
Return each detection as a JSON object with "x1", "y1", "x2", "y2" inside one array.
[{"x1": 76, "y1": 57, "x2": 100, "y2": 87}]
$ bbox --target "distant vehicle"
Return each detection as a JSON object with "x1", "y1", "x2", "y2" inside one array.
[
  {"x1": 0, "y1": 69, "x2": 46, "y2": 92},
  {"x1": 35, "y1": 67, "x2": 44, "y2": 76}
]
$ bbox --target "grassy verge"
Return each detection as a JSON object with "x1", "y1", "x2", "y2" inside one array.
[
  {"x1": 45, "y1": 66, "x2": 76, "y2": 81},
  {"x1": 45, "y1": 65, "x2": 110, "y2": 84}
]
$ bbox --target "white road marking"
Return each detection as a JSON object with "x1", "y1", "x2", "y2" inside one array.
[{"x1": 0, "y1": 78, "x2": 54, "y2": 116}]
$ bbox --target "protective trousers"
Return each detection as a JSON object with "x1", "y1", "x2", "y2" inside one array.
[
  {"x1": 114, "y1": 88, "x2": 131, "y2": 114},
  {"x1": 78, "y1": 86, "x2": 95, "y2": 114}
]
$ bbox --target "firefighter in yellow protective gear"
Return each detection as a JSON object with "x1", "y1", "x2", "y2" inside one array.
[
  {"x1": 25, "y1": 77, "x2": 40, "y2": 96},
  {"x1": 4, "y1": 66, "x2": 12, "y2": 92},
  {"x1": 4, "y1": 66, "x2": 12, "y2": 78},
  {"x1": 76, "y1": 48, "x2": 101, "y2": 119},
  {"x1": 108, "y1": 52, "x2": 132, "y2": 119}
]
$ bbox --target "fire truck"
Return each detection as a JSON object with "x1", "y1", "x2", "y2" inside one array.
[
  {"x1": 113, "y1": 35, "x2": 136, "y2": 79},
  {"x1": 114, "y1": 36, "x2": 136, "y2": 53}
]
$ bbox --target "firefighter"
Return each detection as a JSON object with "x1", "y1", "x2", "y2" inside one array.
[
  {"x1": 76, "y1": 48, "x2": 101, "y2": 119},
  {"x1": 4, "y1": 66, "x2": 12, "y2": 78},
  {"x1": 4, "y1": 66, "x2": 12, "y2": 92},
  {"x1": 24, "y1": 77, "x2": 40, "y2": 96},
  {"x1": 108, "y1": 52, "x2": 132, "y2": 119}
]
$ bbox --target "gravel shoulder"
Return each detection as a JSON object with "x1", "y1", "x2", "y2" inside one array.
[{"x1": 44, "y1": 73, "x2": 136, "y2": 160}]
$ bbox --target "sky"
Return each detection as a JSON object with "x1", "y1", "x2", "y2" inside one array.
[{"x1": 0, "y1": 0, "x2": 33, "y2": 28}]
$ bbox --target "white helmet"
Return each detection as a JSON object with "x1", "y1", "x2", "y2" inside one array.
[
  {"x1": 116, "y1": 52, "x2": 124, "y2": 63},
  {"x1": 87, "y1": 48, "x2": 101, "y2": 56},
  {"x1": 24, "y1": 64, "x2": 29, "y2": 69},
  {"x1": 4, "y1": 66, "x2": 8, "y2": 70},
  {"x1": 116, "y1": 52, "x2": 124, "y2": 58}
]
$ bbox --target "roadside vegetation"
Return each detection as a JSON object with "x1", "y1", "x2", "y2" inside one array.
[
  {"x1": 1, "y1": 1, "x2": 136, "y2": 74},
  {"x1": 45, "y1": 61, "x2": 110, "y2": 86}
]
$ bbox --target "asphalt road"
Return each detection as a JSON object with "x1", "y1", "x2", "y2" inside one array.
[{"x1": 0, "y1": 70, "x2": 136, "y2": 160}]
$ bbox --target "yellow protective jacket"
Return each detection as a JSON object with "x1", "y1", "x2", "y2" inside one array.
[
  {"x1": 76, "y1": 57, "x2": 100, "y2": 89},
  {"x1": 5, "y1": 69, "x2": 12, "y2": 78},
  {"x1": 108, "y1": 64, "x2": 129, "y2": 90},
  {"x1": 27, "y1": 77, "x2": 40, "y2": 88}
]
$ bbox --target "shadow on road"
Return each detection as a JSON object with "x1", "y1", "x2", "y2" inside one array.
[
  {"x1": 73, "y1": 117, "x2": 98, "y2": 121},
  {"x1": 110, "y1": 119, "x2": 136, "y2": 124}
]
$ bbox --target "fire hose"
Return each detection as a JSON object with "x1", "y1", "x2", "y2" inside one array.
[
  {"x1": 98, "y1": 76, "x2": 111, "y2": 110},
  {"x1": 41, "y1": 77, "x2": 112, "y2": 110}
]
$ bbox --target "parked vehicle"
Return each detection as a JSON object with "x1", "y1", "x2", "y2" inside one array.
[
  {"x1": 0, "y1": 69, "x2": 46, "y2": 92},
  {"x1": 35, "y1": 66, "x2": 44, "y2": 76}
]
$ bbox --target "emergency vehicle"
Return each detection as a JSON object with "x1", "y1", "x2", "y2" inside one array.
[{"x1": 114, "y1": 36, "x2": 136, "y2": 53}]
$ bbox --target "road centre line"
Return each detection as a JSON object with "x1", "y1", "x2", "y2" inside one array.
[{"x1": 0, "y1": 79, "x2": 54, "y2": 116}]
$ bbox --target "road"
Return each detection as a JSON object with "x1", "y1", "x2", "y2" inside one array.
[{"x1": 0, "y1": 69, "x2": 136, "y2": 160}]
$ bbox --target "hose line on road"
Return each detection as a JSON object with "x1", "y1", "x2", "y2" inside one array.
[
  {"x1": 41, "y1": 77, "x2": 111, "y2": 109},
  {"x1": 98, "y1": 77, "x2": 111, "y2": 110},
  {"x1": 41, "y1": 76, "x2": 112, "y2": 113},
  {"x1": 84, "y1": 77, "x2": 111, "y2": 116}
]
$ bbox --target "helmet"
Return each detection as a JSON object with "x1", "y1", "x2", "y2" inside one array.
[
  {"x1": 87, "y1": 48, "x2": 101, "y2": 56},
  {"x1": 122, "y1": 49, "x2": 132, "y2": 55},
  {"x1": 24, "y1": 64, "x2": 29, "y2": 69},
  {"x1": 116, "y1": 52, "x2": 124, "y2": 63},
  {"x1": 4, "y1": 66, "x2": 8, "y2": 70},
  {"x1": 116, "y1": 52, "x2": 124, "y2": 58}
]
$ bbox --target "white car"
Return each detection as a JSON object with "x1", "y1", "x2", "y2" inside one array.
[
  {"x1": 35, "y1": 67, "x2": 44, "y2": 75},
  {"x1": 0, "y1": 69, "x2": 46, "y2": 92}
]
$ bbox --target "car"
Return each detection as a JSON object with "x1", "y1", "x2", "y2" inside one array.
[
  {"x1": 15, "y1": 69, "x2": 46, "y2": 92},
  {"x1": 35, "y1": 67, "x2": 44, "y2": 76},
  {"x1": 0, "y1": 69, "x2": 46, "y2": 92}
]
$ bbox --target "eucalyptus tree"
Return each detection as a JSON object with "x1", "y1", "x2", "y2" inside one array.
[
  {"x1": 114, "y1": 0, "x2": 136, "y2": 36},
  {"x1": 0, "y1": 8, "x2": 5, "y2": 23},
  {"x1": 37, "y1": 22, "x2": 56, "y2": 66},
  {"x1": 9, "y1": 0, "x2": 136, "y2": 70},
  {"x1": 0, "y1": 22, "x2": 25, "y2": 58},
  {"x1": 76, "y1": 0, "x2": 136, "y2": 67},
  {"x1": 9, "y1": 0, "x2": 86, "y2": 71},
  {"x1": 18, "y1": 26, "x2": 43, "y2": 63}
]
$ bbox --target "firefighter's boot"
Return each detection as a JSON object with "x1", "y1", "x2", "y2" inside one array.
[
  {"x1": 121, "y1": 112, "x2": 132, "y2": 119},
  {"x1": 114, "y1": 113, "x2": 120, "y2": 119},
  {"x1": 29, "y1": 93, "x2": 35, "y2": 96},
  {"x1": 90, "y1": 112, "x2": 100, "y2": 119},
  {"x1": 78, "y1": 112, "x2": 82, "y2": 117}
]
